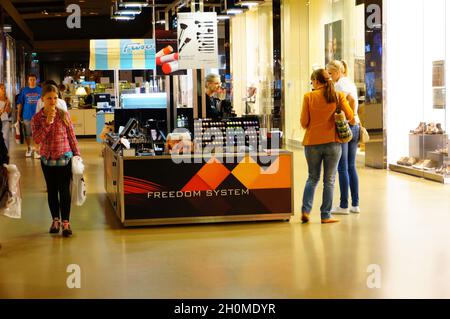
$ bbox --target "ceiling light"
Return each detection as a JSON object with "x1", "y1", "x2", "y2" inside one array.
[
  {"x1": 111, "y1": 15, "x2": 135, "y2": 20},
  {"x1": 116, "y1": 8, "x2": 142, "y2": 15},
  {"x1": 118, "y1": 0, "x2": 149, "y2": 8},
  {"x1": 226, "y1": 8, "x2": 244, "y2": 14},
  {"x1": 235, "y1": 0, "x2": 264, "y2": 6},
  {"x1": 217, "y1": 15, "x2": 230, "y2": 20}
]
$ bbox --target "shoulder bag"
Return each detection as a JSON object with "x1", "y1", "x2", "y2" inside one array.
[{"x1": 334, "y1": 93, "x2": 353, "y2": 143}]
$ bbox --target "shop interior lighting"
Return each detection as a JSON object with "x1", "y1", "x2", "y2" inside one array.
[
  {"x1": 226, "y1": 8, "x2": 244, "y2": 14},
  {"x1": 217, "y1": 15, "x2": 230, "y2": 20},
  {"x1": 113, "y1": 1, "x2": 141, "y2": 15},
  {"x1": 235, "y1": 0, "x2": 264, "y2": 7},
  {"x1": 118, "y1": 0, "x2": 149, "y2": 8}
]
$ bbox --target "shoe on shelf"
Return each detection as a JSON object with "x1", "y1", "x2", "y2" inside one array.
[
  {"x1": 301, "y1": 212, "x2": 310, "y2": 224},
  {"x1": 62, "y1": 222, "x2": 72, "y2": 237},
  {"x1": 436, "y1": 165, "x2": 446, "y2": 174},
  {"x1": 350, "y1": 206, "x2": 361, "y2": 214},
  {"x1": 25, "y1": 148, "x2": 32, "y2": 157},
  {"x1": 331, "y1": 206, "x2": 349, "y2": 215},
  {"x1": 423, "y1": 159, "x2": 437, "y2": 171},
  {"x1": 397, "y1": 156, "x2": 409, "y2": 166},
  {"x1": 425, "y1": 123, "x2": 438, "y2": 135},
  {"x1": 406, "y1": 157, "x2": 418, "y2": 166},
  {"x1": 412, "y1": 160, "x2": 425, "y2": 170},
  {"x1": 436, "y1": 123, "x2": 445, "y2": 134},
  {"x1": 410, "y1": 122, "x2": 426, "y2": 134},
  {"x1": 34, "y1": 151, "x2": 41, "y2": 159},
  {"x1": 49, "y1": 218, "x2": 61, "y2": 234},
  {"x1": 321, "y1": 218, "x2": 340, "y2": 224}
]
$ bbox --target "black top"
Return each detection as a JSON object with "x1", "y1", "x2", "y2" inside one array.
[{"x1": 205, "y1": 94, "x2": 220, "y2": 119}]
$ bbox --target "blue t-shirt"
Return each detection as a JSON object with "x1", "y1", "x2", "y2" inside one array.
[{"x1": 18, "y1": 86, "x2": 42, "y2": 120}]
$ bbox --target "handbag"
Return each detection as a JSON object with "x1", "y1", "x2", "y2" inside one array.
[
  {"x1": 359, "y1": 125, "x2": 370, "y2": 143},
  {"x1": 334, "y1": 93, "x2": 353, "y2": 143}
]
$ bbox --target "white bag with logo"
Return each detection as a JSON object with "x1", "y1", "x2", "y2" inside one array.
[{"x1": 71, "y1": 156, "x2": 86, "y2": 206}]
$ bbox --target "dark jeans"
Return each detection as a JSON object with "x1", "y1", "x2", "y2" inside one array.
[
  {"x1": 302, "y1": 142, "x2": 342, "y2": 219},
  {"x1": 337, "y1": 124, "x2": 360, "y2": 208},
  {"x1": 41, "y1": 160, "x2": 72, "y2": 221}
]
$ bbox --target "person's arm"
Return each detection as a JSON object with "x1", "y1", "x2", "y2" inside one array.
[
  {"x1": 31, "y1": 111, "x2": 53, "y2": 144},
  {"x1": 5, "y1": 98, "x2": 11, "y2": 114},
  {"x1": 65, "y1": 112, "x2": 80, "y2": 156},
  {"x1": 300, "y1": 94, "x2": 310, "y2": 129},
  {"x1": 339, "y1": 93, "x2": 355, "y2": 125},
  {"x1": 16, "y1": 91, "x2": 23, "y2": 122},
  {"x1": 346, "y1": 93, "x2": 356, "y2": 114}
]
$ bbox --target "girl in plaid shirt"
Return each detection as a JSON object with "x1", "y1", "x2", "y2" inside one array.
[{"x1": 31, "y1": 84, "x2": 80, "y2": 237}]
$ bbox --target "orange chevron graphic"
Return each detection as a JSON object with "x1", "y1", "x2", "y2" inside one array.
[
  {"x1": 232, "y1": 154, "x2": 291, "y2": 189},
  {"x1": 182, "y1": 157, "x2": 230, "y2": 191}
]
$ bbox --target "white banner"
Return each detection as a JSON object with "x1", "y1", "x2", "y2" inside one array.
[{"x1": 177, "y1": 12, "x2": 218, "y2": 69}]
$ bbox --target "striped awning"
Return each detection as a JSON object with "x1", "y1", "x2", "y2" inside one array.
[{"x1": 89, "y1": 39, "x2": 156, "y2": 70}]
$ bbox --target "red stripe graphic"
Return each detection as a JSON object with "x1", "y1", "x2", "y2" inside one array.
[{"x1": 124, "y1": 176, "x2": 164, "y2": 194}]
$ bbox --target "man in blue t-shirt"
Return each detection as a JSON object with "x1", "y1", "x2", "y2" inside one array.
[{"x1": 17, "y1": 74, "x2": 42, "y2": 158}]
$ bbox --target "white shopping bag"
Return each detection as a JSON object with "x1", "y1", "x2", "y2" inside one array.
[
  {"x1": 71, "y1": 156, "x2": 86, "y2": 206},
  {"x1": 0, "y1": 164, "x2": 22, "y2": 219}
]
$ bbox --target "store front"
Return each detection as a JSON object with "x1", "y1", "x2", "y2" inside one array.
[
  {"x1": 385, "y1": 0, "x2": 449, "y2": 183},
  {"x1": 282, "y1": 0, "x2": 366, "y2": 151}
]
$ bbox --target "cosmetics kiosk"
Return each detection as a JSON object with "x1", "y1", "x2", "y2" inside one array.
[{"x1": 104, "y1": 117, "x2": 293, "y2": 227}]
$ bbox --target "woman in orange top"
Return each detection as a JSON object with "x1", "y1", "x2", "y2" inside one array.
[{"x1": 300, "y1": 69, "x2": 354, "y2": 224}]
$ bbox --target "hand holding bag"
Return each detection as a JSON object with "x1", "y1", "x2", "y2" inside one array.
[{"x1": 334, "y1": 93, "x2": 353, "y2": 143}]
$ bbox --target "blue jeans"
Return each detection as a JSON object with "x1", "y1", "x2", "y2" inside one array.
[
  {"x1": 337, "y1": 124, "x2": 360, "y2": 208},
  {"x1": 302, "y1": 142, "x2": 342, "y2": 220}
]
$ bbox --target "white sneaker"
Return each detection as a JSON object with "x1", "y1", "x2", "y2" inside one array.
[
  {"x1": 34, "y1": 151, "x2": 41, "y2": 159},
  {"x1": 350, "y1": 206, "x2": 361, "y2": 214},
  {"x1": 25, "y1": 148, "x2": 32, "y2": 157},
  {"x1": 331, "y1": 206, "x2": 350, "y2": 215}
]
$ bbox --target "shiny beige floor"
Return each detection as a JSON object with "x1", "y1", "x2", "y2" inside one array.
[{"x1": 1, "y1": 139, "x2": 450, "y2": 299}]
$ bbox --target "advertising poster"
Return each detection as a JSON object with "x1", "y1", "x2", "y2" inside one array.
[
  {"x1": 177, "y1": 12, "x2": 218, "y2": 69},
  {"x1": 155, "y1": 30, "x2": 186, "y2": 75},
  {"x1": 325, "y1": 20, "x2": 342, "y2": 65}
]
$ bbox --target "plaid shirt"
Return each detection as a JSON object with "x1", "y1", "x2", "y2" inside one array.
[{"x1": 31, "y1": 109, "x2": 80, "y2": 160}]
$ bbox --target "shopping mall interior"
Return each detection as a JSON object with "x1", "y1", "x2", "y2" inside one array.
[{"x1": 0, "y1": 0, "x2": 449, "y2": 299}]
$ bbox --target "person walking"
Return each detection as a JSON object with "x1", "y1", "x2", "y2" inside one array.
[
  {"x1": 31, "y1": 84, "x2": 80, "y2": 237},
  {"x1": 0, "y1": 84, "x2": 12, "y2": 150},
  {"x1": 16, "y1": 74, "x2": 42, "y2": 158},
  {"x1": 327, "y1": 60, "x2": 361, "y2": 215},
  {"x1": 300, "y1": 69, "x2": 354, "y2": 224}
]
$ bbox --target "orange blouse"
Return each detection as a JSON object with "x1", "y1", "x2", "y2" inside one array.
[{"x1": 301, "y1": 89, "x2": 354, "y2": 146}]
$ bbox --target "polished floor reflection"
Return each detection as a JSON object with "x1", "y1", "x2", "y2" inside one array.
[{"x1": 1, "y1": 139, "x2": 450, "y2": 298}]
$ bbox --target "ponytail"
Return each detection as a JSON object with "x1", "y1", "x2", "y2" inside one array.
[
  {"x1": 340, "y1": 60, "x2": 348, "y2": 77},
  {"x1": 311, "y1": 69, "x2": 337, "y2": 104}
]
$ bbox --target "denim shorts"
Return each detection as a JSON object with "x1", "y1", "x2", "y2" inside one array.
[{"x1": 23, "y1": 120, "x2": 33, "y2": 137}]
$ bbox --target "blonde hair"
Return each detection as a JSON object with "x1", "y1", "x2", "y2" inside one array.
[
  {"x1": 205, "y1": 74, "x2": 220, "y2": 85},
  {"x1": 327, "y1": 60, "x2": 349, "y2": 77}
]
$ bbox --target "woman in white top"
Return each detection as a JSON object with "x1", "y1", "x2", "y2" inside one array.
[
  {"x1": 0, "y1": 84, "x2": 12, "y2": 150},
  {"x1": 327, "y1": 60, "x2": 361, "y2": 214}
]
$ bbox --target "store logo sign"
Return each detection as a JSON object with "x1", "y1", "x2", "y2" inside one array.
[
  {"x1": 67, "y1": 4, "x2": 81, "y2": 29},
  {"x1": 366, "y1": 4, "x2": 381, "y2": 29},
  {"x1": 123, "y1": 43, "x2": 155, "y2": 54}
]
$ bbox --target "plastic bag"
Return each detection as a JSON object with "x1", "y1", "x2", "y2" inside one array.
[
  {"x1": 71, "y1": 156, "x2": 86, "y2": 206},
  {"x1": 14, "y1": 122, "x2": 21, "y2": 145},
  {"x1": 0, "y1": 164, "x2": 21, "y2": 219},
  {"x1": 71, "y1": 174, "x2": 86, "y2": 207},
  {"x1": 72, "y1": 156, "x2": 84, "y2": 175}
]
